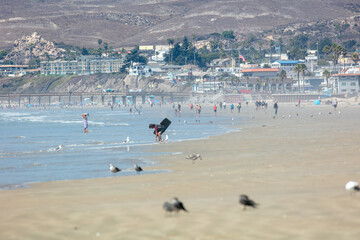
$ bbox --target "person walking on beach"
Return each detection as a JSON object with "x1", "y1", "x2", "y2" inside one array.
[
  {"x1": 230, "y1": 103, "x2": 234, "y2": 113},
  {"x1": 237, "y1": 102, "x2": 241, "y2": 113},
  {"x1": 223, "y1": 101, "x2": 227, "y2": 110},
  {"x1": 82, "y1": 113, "x2": 89, "y2": 133},
  {"x1": 297, "y1": 99, "x2": 301, "y2": 107},
  {"x1": 274, "y1": 101, "x2": 279, "y2": 115},
  {"x1": 332, "y1": 99, "x2": 338, "y2": 110},
  {"x1": 213, "y1": 104, "x2": 217, "y2": 116}
]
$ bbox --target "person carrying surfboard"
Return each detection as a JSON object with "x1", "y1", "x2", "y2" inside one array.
[{"x1": 149, "y1": 118, "x2": 171, "y2": 142}]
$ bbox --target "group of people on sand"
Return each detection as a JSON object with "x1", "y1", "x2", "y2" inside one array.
[
  {"x1": 255, "y1": 100, "x2": 268, "y2": 110},
  {"x1": 213, "y1": 102, "x2": 242, "y2": 115}
]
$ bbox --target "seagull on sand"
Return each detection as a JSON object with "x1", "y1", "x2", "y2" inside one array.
[
  {"x1": 109, "y1": 164, "x2": 121, "y2": 173},
  {"x1": 239, "y1": 194, "x2": 258, "y2": 210},
  {"x1": 173, "y1": 197, "x2": 188, "y2": 212},
  {"x1": 186, "y1": 154, "x2": 202, "y2": 163},
  {"x1": 162, "y1": 134, "x2": 169, "y2": 142},
  {"x1": 163, "y1": 201, "x2": 176, "y2": 215},
  {"x1": 163, "y1": 197, "x2": 188, "y2": 215},
  {"x1": 134, "y1": 164, "x2": 143, "y2": 173},
  {"x1": 345, "y1": 181, "x2": 360, "y2": 195},
  {"x1": 123, "y1": 136, "x2": 130, "y2": 144}
]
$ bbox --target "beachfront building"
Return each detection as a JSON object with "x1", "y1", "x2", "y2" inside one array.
[
  {"x1": 332, "y1": 72, "x2": 360, "y2": 94},
  {"x1": 40, "y1": 60, "x2": 77, "y2": 75},
  {"x1": 0, "y1": 64, "x2": 29, "y2": 77},
  {"x1": 128, "y1": 62, "x2": 152, "y2": 77},
  {"x1": 272, "y1": 60, "x2": 308, "y2": 79},
  {"x1": 40, "y1": 56, "x2": 124, "y2": 75},
  {"x1": 241, "y1": 68, "x2": 280, "y2": 78}
]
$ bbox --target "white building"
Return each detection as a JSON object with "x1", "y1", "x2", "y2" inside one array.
[
  {"x1": 128, "y1": 62, "x2": 152, "y2": 77},
  {"x1": 40, "y1": 56, "x2": 124, "y2": 75},
  {"x1": 332, "y1": 68, "x2": 360, "y2": 94}
]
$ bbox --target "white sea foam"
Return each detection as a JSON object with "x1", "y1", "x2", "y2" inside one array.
[{"x1": 171, "y1": 152, "x2": 183, "y2": 155}]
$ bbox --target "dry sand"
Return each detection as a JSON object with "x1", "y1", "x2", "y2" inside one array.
[{"x1": 1, "y1": 101, "x2": 360, "y2": 240}]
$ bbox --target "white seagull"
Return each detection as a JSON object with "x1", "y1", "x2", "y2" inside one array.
[
  {"x1": 109, "y1": 164, "x2": 121, "y2": 173},
  {"x1": 162, "y1": 134, "x2": 169, "y2": 142},
  {"x1": 55, "y1": 145, "x2": 63, "y2": 151},
  {"x1": 123, "y1": 137, "x2": 130, "y2": 144},
  {"x1": 186, "y1": 154, "x2": 202, "y2": 164}
]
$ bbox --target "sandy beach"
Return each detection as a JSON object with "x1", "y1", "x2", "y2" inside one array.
[{"x1": 1, "y1": 100, "x2": 360, "y2": 240}]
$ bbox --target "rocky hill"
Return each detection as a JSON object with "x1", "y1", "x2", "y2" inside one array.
[
  {"x1": 5, "y1": 32, "x2": 65, "y2": 64},
  {"x1": 0, "y1": 0, "x2": 359, "y2": 49}
]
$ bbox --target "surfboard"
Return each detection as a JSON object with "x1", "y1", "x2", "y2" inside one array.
[{"x1": 159, "y1": 118, "x2": 171, "y2": 133}]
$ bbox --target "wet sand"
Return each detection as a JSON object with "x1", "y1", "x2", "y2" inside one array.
[{"x1": 1, "y1": 101, "x2": 360, "y2": 240}]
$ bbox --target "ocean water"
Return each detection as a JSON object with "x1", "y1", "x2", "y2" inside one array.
[{"x1": 0, "y1": 105, "x2": 242, "y2": 190}]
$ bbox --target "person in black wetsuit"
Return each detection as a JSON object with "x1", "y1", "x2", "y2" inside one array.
[{"x1": 149, "y1": 123, "x2": 164, "y2": 141}]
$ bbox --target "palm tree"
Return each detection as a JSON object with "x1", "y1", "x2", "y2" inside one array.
[
  {"x1": 97, "y1": 39, "x2": 102, "y2": 47},
  {"x1": 328, "y1": 43, "x2": 346, "y2": 72},
  {"x1": 322, "y1": 69, "x2": 331, "y2": 88},
  {"x1": 351, "y1": 52, "x2": 359, "y2": 66},
  {"x1": 294, "y1": 64, "x2": 302, "y2": 93},
  {"x1": 300, "y1": 63, "x2": 307, "y2": 92},
  {"x1": 167, "y1": 38, "x2": 174, "y2": 64},
  {"x1": 269, "y1": 40, "x2": 275, "y2": 63},
  {"x1": 323, "y1": 45, "x2": 331, "y2": 56},
  {"x1": 278, "y1": 70, "x2": 287, "y2": 93}
]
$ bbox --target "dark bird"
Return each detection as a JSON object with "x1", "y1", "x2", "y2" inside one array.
[
  {"x1": 109, "y1": 164, "x2": 121, "y2": 173},
  {"x1": 163, "y1": 197, "x2": 188, "y2": 216},
  {"x1": 173, "y1": 197, "x2": 188, "y2": 212},
  {"x1": 134, "y1": 164, "x2": 143, "y2": 173},
  {"x1": 239, "y1": 194, "x2": 258, "y2": 210}
]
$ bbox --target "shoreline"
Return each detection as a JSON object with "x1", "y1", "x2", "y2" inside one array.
[
  {"x1": 0, "y1": 104, "x2": 245, "y2": 190},
  {"x1": 1, "y1": 102, "x2": 360, "y2": 239}
]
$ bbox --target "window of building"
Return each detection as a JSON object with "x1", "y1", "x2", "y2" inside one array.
[
  {"x1": 350, "y1": 82, "x2": 356, "y2": 86},
  {"x1": 341, "y1": 89, "x2": 347, "y2": 92},
  {"x1": 341, "y1": 82, "x2": 346, "y2": 86}
]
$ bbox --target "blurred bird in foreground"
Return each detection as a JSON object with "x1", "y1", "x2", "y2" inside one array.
[{"x1": 239, "y1": 194, "x2": 258, "y2": 210}]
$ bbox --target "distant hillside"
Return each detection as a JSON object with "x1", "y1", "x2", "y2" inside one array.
[{"x1": 1, "y1": 0, "x2": 360, "y2": 49}]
